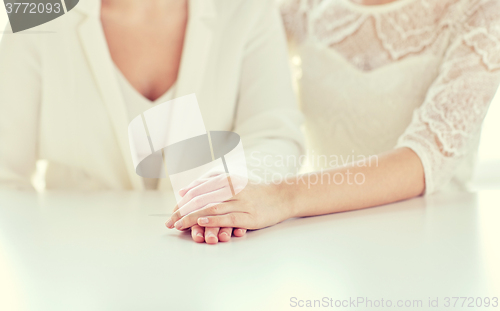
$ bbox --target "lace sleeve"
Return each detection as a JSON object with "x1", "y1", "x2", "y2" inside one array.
[{"x1": 396, "y1": 0, "x2": 500, "y2": 194}]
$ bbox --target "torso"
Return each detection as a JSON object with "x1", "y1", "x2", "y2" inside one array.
[
  {"x1": 284, "y1": 0, "x2": 458, "y2": 168},
  {"x1": 100, "y1": 1, "x2": 188, "y2": 190},
  {"x1": 281, "y1": 0, "x2": 500, "y2": 192}
]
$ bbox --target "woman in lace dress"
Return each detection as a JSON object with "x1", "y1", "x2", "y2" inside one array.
[{"x1": 166, "y1": 0, "x2": 500, "y2": 232}]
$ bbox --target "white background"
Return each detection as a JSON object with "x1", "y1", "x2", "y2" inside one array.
[{"x1": 1, "y1": 9, "x2": 499, "y2": 188}]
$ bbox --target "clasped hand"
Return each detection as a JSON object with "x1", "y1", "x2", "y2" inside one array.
[{"x1": 165, "y1": 171, "x2": 292, "y2": 244}]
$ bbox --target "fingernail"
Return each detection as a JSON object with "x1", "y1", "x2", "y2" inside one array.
[
  {"x1": 196, "y1": 232, "x2": 203, "y2": 238},
  {"x1": 221, "y1": 232, "x2": 229, "y2": 238},
  {"x1": 198, "y1": 217, "x2": 209, "y2": 224},
  {"x1": 166, "y1": 219, "x2": 173, "y2": 228},
  {"x1": 174, "y1": 220, "x2": 183, "y2": 230}
]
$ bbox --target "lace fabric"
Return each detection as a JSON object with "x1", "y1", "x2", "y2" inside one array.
[{"x1": 281, "y1": 0, "x2": 500, "y2": 193}]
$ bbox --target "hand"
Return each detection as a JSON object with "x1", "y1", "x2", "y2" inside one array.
[
  {"x1": 166, "y1": 173, "x2": 248, "y2": 231},
  {"x1": 168, "y1": 171, "x2": 248, "y2": 220},
  {"x1": 166, "y1": 180, "x2": 294, "y2": 231},
  {"x1": 168, "y1": 183, "x2": 247, "y2": 244}
]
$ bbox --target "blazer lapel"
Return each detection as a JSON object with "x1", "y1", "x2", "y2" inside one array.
[
  {"x1": 157, "y1": 0, "x2": 217, "y2": 192},
  {"x1": 76, "y1": 1, "x2": 144, "y2": 190},
  {"x1": 175, "y1": 0, "x2": 217, "y2": 97}
]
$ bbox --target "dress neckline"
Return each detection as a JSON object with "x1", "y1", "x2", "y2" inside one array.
[
  {"x1": 338, "y1": 0, "x2": 417, "y2": 13},
  {"x1": 114, "y1": 65, "x2": 177, "y2": 105}
]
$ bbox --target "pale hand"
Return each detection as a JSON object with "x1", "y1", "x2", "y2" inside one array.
[
  {"x1": 166, "y1": 175, "x2": 293, "y2": 231},
  {"x1": 166, "y1": 171, "x2": 249, "y2": 243}
]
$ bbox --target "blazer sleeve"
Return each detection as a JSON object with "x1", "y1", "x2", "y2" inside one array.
[
  {"x1": 0, "y1": 26, "x2": 41, "y2": 190},
  {"x1": 234, "y1": 0, "x2": 305, "y2": 182}
]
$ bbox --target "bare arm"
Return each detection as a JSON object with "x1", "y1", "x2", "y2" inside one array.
[{"x1": 288, "y1": 147, "x2": 424, "y2": 218}]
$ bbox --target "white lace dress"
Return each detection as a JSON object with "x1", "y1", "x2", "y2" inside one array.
[{"x1": 281, "y1": 0, "x2": 500, "y2": 194}]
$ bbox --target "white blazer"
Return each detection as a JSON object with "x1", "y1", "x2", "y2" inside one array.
[{"x1": 0, "y1": 0, "x2": 304, "y2": 191}]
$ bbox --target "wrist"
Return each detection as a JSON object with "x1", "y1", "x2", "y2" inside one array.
[{"x1": 275, "y1": 179, "x2": 299, "y2": 220}]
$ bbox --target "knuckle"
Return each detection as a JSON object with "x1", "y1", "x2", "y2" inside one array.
[
  {"x1": 185, "y1": 188, "x2": 199, "y2": 202},
  {"x1": 216, "y1": 174, "x2": 227, "y2": 183},
  {"x1": 209, "y1": 204, "x2": 222, "y2": 214},
  {"x1": 208, "y1": 171, "x2": 223, "y2": 178},
  {"x1": 174, "y1": 211, "x2": 182, "y2": 220},
  {"x1": 229, "y1": 213, "x2": 237, "y2": 226},
  {"x1": 184, "y1": 215, "x2": 195, "y2": 226},
  {"x1": 192, "y1": 196, "x2": 204, "y2": 208},
  {"x1": 233, "y1": 185, "x2": 245, "y2": 194}
]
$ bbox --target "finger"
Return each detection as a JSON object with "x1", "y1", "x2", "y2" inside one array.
[
  {"x1": 167, "y1": 200, "x2": 218, "y2": 229},
  {"x1": 233, "y1": 228, "x2": 247, "y2": 237},
  {"x1": 178, "y1": 178, "x2": 210, "y2": 197},
  {"x1": 218, "y1": 227, "x2": 233, "y2": 242},
  {"x1": 171, "y1": 201, "x2": 241, "y2": 230},
  {"x1": 166, "y1": 187, "x2": 233, "y2": 229},
  {"x1": 177, "y1": 174, "x2": 229, "y2": 208},
  {"x1": 178, "y1": 170, "x2": 226, "y2": 197},
  {"x1": 170, "y1": 202, "x2": 221, "y2": 230},
  {"x1": 166, "y1": 205, "x2": 187, "y2": 228},
  {"x1": 177, "y1": 186, "x2": 232, "y2": 217},
  {"x1": 205, "y1": 227, "x2": 220, "y2": 245},
  {"x1": 198, "y1": 213, "x2": 252, "y2": 229},
  {"x1": 191, "y1": 225, "x2": 205, "y2": 243}
]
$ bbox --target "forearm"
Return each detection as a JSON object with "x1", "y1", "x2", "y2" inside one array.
[
  {"x1": 285, "y1": 147, "x2": 425, "y2": 218},
  {"x1": 245, "y1": 140, "x2": 303, "y2": 182},
  {"x1": 0, "y1": 29, "x2": 40, "y2": 190}
]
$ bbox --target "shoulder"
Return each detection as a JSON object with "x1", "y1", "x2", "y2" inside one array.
[
  {"x1": 211, "y1": 0, "x2": 283, "y2": 37},
  {"x1": 212, "y1": 0, "x2": 279, "y2": 20}
]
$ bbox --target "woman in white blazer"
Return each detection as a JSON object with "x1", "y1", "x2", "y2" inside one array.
[{"x1": 0, "y1": 0, "x2": 304, "y2": 243}]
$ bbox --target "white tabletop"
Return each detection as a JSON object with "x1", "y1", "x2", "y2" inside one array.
[{"x1": 0, "y1": 189, "x2": 499, "y2": 311}]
